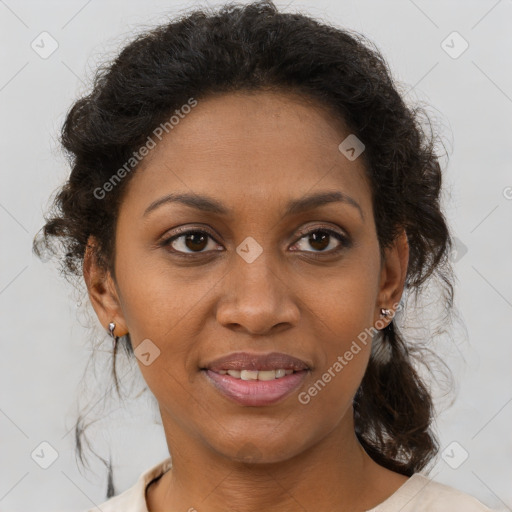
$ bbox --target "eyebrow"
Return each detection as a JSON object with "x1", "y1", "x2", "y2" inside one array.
[{"x1": 143, "y1": 190, "x2": 364, "y2": 221}]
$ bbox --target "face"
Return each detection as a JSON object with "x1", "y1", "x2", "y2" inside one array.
[{"x1": 85, "y1": 90, "x2": 408, "y2": 464}]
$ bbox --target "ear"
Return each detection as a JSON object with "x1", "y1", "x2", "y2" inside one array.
[
  {"x1": 374, "y1": 229, "x2": 409, "y2": 325},
  {"x1": 83, "y1": 235, "x2": 128, "y2": 337}
]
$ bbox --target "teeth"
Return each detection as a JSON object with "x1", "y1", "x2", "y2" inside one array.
[
  {"x1": 256, "y1": 370, "x2": 276, "y2": 381},
  {"x1": 218, "y1": 369, "x2": 296, "y2": 380},
  {"x1": 241, "y1": 370, "x2": 259, "y2": 380}
]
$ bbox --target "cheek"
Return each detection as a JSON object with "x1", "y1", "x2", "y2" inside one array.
[
  {"x1": 296, "y1": 296, "x2": 373, "y2": 426},
  {"x1": 115, "y1": 245, "x2": 206, "y2": 342},
  {"x1": 298, "y1": 256, "x2": 379, "y2": 405},
  {"x1": 305, "y1": 298, "x2": 373, "y2": 405},
  {"x1": 113, "y1": 248, "x2": 214, "y2": 397},
  {"x1": 307, "y1": 257, "x2": 380, "y2": 347}
]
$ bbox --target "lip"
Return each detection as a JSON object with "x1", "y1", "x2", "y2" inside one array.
[
  {"x1": 201, "y1": 351, "x2": 311, "y2": 406},
  {"x1": 203, "y1": 368, "x2": 309, "y2": 406},
  {"x1": 203, "y1": 351, "x2": 310, "y2": 372}
]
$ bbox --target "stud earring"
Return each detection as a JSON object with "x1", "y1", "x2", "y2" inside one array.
[{"x1": 108, "y1": 321, "x2": 118, "y2": 350}]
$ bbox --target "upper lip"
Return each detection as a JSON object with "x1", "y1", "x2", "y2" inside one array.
[{"x1": 203, "y1": 351, "x2": 310, "y2": 372}]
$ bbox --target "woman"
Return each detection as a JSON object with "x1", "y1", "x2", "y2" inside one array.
[{"x1": 33, "y1": 1, "x2": 495, "y2": 510}]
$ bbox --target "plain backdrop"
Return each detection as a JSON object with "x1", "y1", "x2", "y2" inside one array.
[{"x1": 1, "y1": 0, "x2": 511, "y2": 511}]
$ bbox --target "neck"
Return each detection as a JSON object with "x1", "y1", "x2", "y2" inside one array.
[{"x1": 147, "y1": 407, "x2": 406, "y2": 512}]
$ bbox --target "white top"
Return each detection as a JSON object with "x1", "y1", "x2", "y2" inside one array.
[{"x1": 86, "y1": 457, "x2": 495, "y2": 512}]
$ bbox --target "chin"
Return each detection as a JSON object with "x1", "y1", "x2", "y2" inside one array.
[{"x1": 207, "y1": 429, "x2": 310, "y2": 465}]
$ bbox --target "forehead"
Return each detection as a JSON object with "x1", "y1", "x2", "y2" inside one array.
[{"x1": 120, "y1": 90, "x2": 372, "y2": 218}]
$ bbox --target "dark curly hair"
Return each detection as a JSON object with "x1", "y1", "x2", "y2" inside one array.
[{"x1": 33, "y1": 0, "x2": 456, "y2": 498}]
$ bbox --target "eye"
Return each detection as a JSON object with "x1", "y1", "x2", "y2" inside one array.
[
  {"x1": 160, "y1": 226, "x2": 350, "y2": 257},
  {"x1": 161, "y1": 229, "x2": 222, "y2": 255},
  {"x1": 291, "y1": 227, "x2": 350, "y2": 254}
]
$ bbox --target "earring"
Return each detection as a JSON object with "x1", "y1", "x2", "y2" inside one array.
[
  {"x1": 380, "y1": 308, "x2": 392, "y2": 317},
  {"x1": 108, "y1": 321, "x2": 118, "y2": 350}
]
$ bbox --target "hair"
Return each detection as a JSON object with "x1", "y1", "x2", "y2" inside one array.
[{"x1": 33, "y1": 0, "x2": 456, "y2": 498}]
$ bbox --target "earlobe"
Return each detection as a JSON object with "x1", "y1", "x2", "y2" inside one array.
[
  {"x1": 375, "y1": 229, "x2": 409, "y2": 323},
  {"x1": 83, "y1": 236, "x2": 128, "y2": 336}
]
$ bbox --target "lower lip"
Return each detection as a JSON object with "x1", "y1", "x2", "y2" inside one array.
[{"x1": 203, "y1": 369, "x2": 308, "y2": 406}]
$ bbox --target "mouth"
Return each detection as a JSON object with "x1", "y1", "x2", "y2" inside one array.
[
  {"x1": 200, "y1": 351, "x2": 311, "y2": 406},
  {"x1": 209, "y1": 368, "x2": 297, "y2": 380}
]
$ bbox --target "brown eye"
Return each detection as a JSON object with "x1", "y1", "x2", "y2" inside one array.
[
  {"x1": 162, "y1": 230, "x2": 221, "y2": 254},
  {"x1": 292, "y1": 228, "x2": 349, "y2": 254}
]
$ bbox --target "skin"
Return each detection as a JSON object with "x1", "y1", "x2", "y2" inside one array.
[{"x1": 84, "y1": 90, "x2": 410, "y2": 512}]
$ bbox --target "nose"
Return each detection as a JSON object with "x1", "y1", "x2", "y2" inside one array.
[{"x1": 215, "y1": 250, "x2": 300, "y2": 336}]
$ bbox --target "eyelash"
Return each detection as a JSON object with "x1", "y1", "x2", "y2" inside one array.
[{"x1": 159, "y1": 226, "x2": 351, "y2": 258}]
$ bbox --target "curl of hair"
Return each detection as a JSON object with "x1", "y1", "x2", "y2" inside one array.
[{"x1": 33, "y1": 0, "x2": 455, "y2": 496}]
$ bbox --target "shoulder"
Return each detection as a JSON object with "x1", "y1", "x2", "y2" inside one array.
[
  {"x1": 82, "y1": 457, "x2": 172, "y2": 512},
  {"x1": 371, "y1": 473, "x2": 496, "y2": 511}
]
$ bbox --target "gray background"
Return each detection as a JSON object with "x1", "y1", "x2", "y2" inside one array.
[{"x1": 1, "y1": 0, "x2": 511, "y2": 511}]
